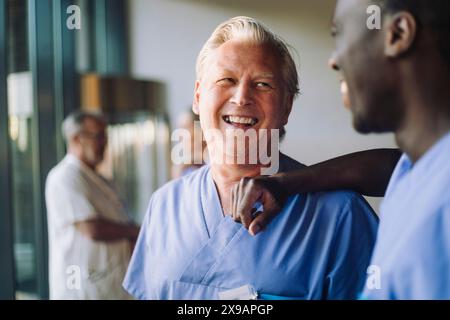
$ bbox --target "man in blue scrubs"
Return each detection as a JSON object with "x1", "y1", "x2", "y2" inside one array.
[
  {"x1": 232, "y1": 0, "x2": 450, "y2": 299},
  {"x1": 123, "y1": 16, "x2": 378, "y2": 300}
]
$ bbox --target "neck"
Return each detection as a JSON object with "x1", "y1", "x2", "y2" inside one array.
[
  {"x1": 210, "y1": 163, "x2": 265, "y2": 215},
  {"x1": 68, "y1": 150, "x2": 96, "y2": 171},
  {"x1": 396, "y1": 113, "x2": 450, "y2": 164},
  {"x1": 394, "y1": 66, "x2": 450, "y2": 163}
]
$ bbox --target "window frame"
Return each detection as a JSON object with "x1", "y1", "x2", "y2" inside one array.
[
  {"x1": 0, "y1": 0, "x2": 16, "y2": 300},
  {"x1": 0, "y1": 0, "x2": 129, "y2": 300}
]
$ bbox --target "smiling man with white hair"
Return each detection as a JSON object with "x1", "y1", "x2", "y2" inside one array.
[{"x1": 123, "y1": 16, "x2": 378, "y2": 300}]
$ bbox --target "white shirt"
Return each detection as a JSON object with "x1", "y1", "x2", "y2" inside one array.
[{"x1": 46, "y1": 154, "x2": 132, "y2": 299}]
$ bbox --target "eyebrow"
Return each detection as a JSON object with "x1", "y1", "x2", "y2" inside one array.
[
  {"x1": 255, "y1": 73, "x2": 275, "y2": 79},
  {"x1": 215, "y1": 69, "x2": 276, "y2": 79}
]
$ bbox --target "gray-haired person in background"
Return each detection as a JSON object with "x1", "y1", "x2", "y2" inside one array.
[{"x1": 45, "y1": 111, "x2": 139, "y2": 299}]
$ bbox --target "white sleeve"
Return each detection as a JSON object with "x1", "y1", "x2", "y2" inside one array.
[{"x1": 45, "y1": 169, "x2": 98, "y2": 227}]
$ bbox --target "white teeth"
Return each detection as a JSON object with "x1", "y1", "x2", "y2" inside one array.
[{"x1": 224, "y1": 116, "x2": 257, "y2": 125}]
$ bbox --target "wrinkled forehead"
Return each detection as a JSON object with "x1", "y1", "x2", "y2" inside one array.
[{"x1": 205, "y1": 40, "x2": 284, "y2": 76}]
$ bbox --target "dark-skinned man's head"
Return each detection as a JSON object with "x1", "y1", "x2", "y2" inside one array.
[{"x1": 329, "y1": 0, "x2": 450, "y2": 134}]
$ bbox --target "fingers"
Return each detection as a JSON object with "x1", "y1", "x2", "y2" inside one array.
[
  {"x1": 248, "y1": 188, "x2": 283, "y2": 236},
  {"x1": 237, "y1": 178, "x2": 263, "y2": 229},
  {"x1": 248, "y1": 204, "x2": 279, "y2": 236},
  {"x1": 231, "y1": 176, "x2": 286, "y2": 235},
  {"x1": 231, "y1": 183, "x2": 239, "y2": 221},
  {"x1": 231, "y1": 178, "x2": 260, "y2": 226}
]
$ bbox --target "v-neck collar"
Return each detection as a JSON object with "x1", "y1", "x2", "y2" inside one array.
[
  {"x1": 199, "y1": 166, "x2": 227, "y2": 238},
  {"x1": 198, "y1": 154, "x2": 302, "y2": 238}
]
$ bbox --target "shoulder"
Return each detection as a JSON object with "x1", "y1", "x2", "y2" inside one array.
[
  {"x1": 278, "y1": 154, "x2": 378, "y2": 223},
  {"x1": 151, "y1": 165, "x2": 207, "y2": 201},
  {"x1": 146, "y1": 165, "x2": 208, "y2": 219},
  {"x1": 139, "y1": 166, "x2": 209, "y2": 248},
  {"x1": 299, "y1": 189, "x2": 378, "y2": 226},
  {"x1": 46, "y1": 157, "x2": 85, "y2": 191},
  {"x1": 278, "y1": 153, "x2": 306, "y2": 172},
  {"x1": 310, "y1": 189, "x2": 368, "y2": 210}
]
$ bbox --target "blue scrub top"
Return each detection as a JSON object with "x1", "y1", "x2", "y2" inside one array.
[
  {"x1": 124, "y1": 155, "x2": 378, "y2": 300},
  {"x1": 363, "y1": 131, "x2": 450, "y2": 299}
]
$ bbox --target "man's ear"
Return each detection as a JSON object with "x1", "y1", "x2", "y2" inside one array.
[
  {"x1": 69, "y1": 134, "x2": 81, "y2": 150},
  {"x1": 192, "y1": 80, "x2": 201, "y2": 115},
  {"x1": 72, "y1": 134, "x2": 80, "y2": 143},
  {"x1": 385, "y1": 12, "x2": 417, "y2": 57}
]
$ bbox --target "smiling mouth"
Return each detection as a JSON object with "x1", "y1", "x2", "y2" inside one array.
[{"x1": 223, "y1": 115, "x2": 259, "y2": 127}]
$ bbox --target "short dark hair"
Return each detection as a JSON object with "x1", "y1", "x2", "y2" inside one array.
[{"x1": 375, "y1": 0, "x2": 450, "y2": 66}]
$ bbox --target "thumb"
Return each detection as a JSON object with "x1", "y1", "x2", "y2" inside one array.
[{"x1": 248, "y1": 208, "x2": 277, "y2": 236}]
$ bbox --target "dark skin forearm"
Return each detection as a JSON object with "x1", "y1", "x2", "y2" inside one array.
[
  {"x1": 232, "y1": 148, "x2": 402, "y2": 235},
  {"x1": 276, "y1": 148, "x2": 402, "y2": 197}
]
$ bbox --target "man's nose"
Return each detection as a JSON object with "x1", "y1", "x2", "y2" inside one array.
[
  {"x1": 328, "y1": 52, "x2": 340, "y2": 71},
  {"x1": 230, "y1": 82, "x2": 253, "y2": 107}
]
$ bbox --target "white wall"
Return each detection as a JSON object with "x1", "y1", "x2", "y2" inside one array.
[{"x1": 128, "y1": 0, "x2": 397, "y2": 211}]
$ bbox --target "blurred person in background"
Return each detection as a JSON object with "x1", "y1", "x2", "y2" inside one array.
[
  {"x1": 171, "y1": 108, "x2": 207, "y2": 178},
  {"x1": 45, "y1": 111, "x2": 140, "y2": 299}
]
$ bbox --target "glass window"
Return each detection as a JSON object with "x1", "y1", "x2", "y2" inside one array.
[
  {"x1": 97, "y1": 112, "x2": 170, "y2": 224},
  {"x1": 6, "y1": 0, "x2": 39, "y2": 300}
]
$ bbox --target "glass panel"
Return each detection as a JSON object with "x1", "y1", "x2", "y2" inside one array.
[
  {"x1": 155, "y1": 113, "x2": 170, "y2": 186},
  {"x1": 97, "y1": 112, "x2": 166, "y2": 224},
  {"x1": 6, "y1": 0, "x2": 39, "y2": 300}
]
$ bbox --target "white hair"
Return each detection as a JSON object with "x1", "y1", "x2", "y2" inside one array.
[
  {"x1": 62, "y1": 111, "x2": 106, "y2": 142},
  {"x1": 196, "y1": 16, "x2": 300, "y2": 98}
]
